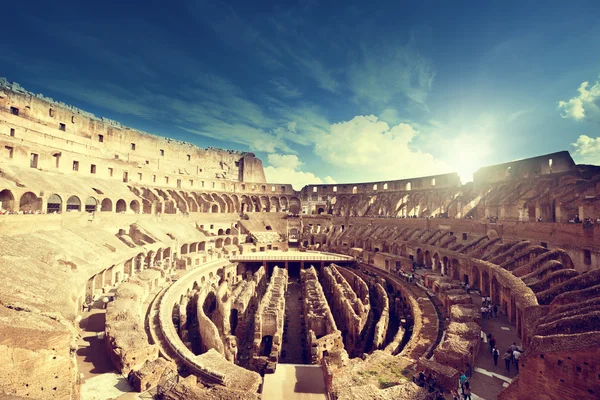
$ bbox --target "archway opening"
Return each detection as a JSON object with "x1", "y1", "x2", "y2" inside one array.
[
  {"x1": 130, "y1": 200, "x2": 140, "y2": 213},
  {"x1": 0, "y1": 189, "x2": 15, "y2": 211},
  {"x1": 116, "y1": 199, "x2": 126, "y2": 213},
  {"x1": 20, "y1": 191, "x2": 42, "y2": 213},
  {"x1": 230, "y1": 308, "x2": 239, "y2": 335},
  {"x1": 101, "y1": 198, "x2": 113, "y2": 212},
  {"x1": 66, "y1": 196, "x2": 81, "y2": 212},
  {"x1": 85, "y1": 197, "x2": 97, "y2": 213},
  {"x1": 260, "y1": 335, "x2": 273, "y2": 357},
  {"x1": 47, "y1": 194, "x2": 62, "y2": 214}
]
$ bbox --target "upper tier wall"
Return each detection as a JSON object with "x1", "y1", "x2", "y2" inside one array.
[
  {"x1": 0, "y1": 79, "x2": 273, "y2": 187},
  {"x1": 300, "y1": 172, "x2": 461, "y2": 196},
  {"x1": 473, "y1": 151, "x2": 575, "y2": 185}
]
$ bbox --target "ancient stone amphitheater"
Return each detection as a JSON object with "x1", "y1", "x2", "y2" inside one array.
[{"x1": 0, "y1": 78, "x2": 598, "y2": 400}]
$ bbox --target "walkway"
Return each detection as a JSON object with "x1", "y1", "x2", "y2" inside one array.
[
  {"x1": 229, "y1": 250, "x2": 353, "y2": 263},
  {"x1": 76, "y1": 299, "x2": 134, "y2": 400},
  {"x1": 262, "y1": 364, "x2": 327, "y2": 400},
  {"x1": 469, "y1": 293, "x2": 521, "y2": 400},
  {"x1": 280, "y1": 279, "x2": 305, "y2": 364}
]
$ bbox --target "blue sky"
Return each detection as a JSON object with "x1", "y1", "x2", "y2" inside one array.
[{"x1": 2, "y1": 0, "x2": 600, "y2": 188}]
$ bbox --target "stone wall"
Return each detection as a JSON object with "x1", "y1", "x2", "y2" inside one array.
[
  {"x1": 320, "y1": 264, "x2": 370, "y2": 356},
  {"x1": 253, "y1": 266, "x2": 288, "y2": 364},
  {"x1": 105, "y1": 280, "x2": 159, "y2": 374},
  {"x1": 300, "y1": 266, "x2": 345, "y2": 364}
]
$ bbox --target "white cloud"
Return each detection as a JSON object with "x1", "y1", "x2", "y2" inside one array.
[
  {"x1": 347, "y1": 41, "x2": 435, "y2": 107},
  {"x1": 572, "y1": 135, "x2": 600, "y2": 165},
  {"x1": 267, "y1": 154, "x2": 302, "y2": 170},
  {"x1": 314, "y1": 115, "x2": 450, "y2": 182},
  {"x1": 264, "y1": 154, "x2": 335, "y2": 190},
  {"x1": 559, "y1": 79, "x2": 600, "y2": 122}
]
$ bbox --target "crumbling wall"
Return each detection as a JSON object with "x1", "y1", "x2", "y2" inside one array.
[
  {"x1": 320, "y1": 264, "x2": 370, "y2": 356},
  {"x1": 301, "y1": 266, "x2": 346, "y2": 364},
  {"x1": 253, "y1": 266, "x2": 288, "y2": 364},
  {"x1": 371, "y1": 283, "x2": 389, "y2": 350},
  {"x1": 105, "y1": 281, "x2": 158, "y2": 374}
]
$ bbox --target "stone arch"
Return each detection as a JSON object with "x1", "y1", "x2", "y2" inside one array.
[
  {"x1": 432, "y1": 253, "x2": 441, "y2": 272},
  {"x1": 145, "y1": 250, "x2": 155, "y2": 269},
  {"x1": 211, "y1": 204, "x2": 219, "y2": 213},
  {"x1": 416, "y1": 249, "x2": 424, "y2": 266},
  {"x1": 0, "y1": 189, "x2": 15, "y2": 211},
  {"x1": 233, "y1": 237, "x2": 239, "y2": 245},
  {"x1": 289, "y1": 196, "x2": 301, "y2": 214},
  {"x1": 279, "y1": 196, "x2": 288, "y2": 212},
  {"x1": 240, "y1": 195, "x2": 252, "y2": 213},
  {"x1": 222, "y1": 194, "x2": 234, "y2": 213},
  {"x1": 442, "y1": 256, "x2": 449, "y2": 275},
  {"x1": 260, "y1": 196, "x2": 270, "y2": 212},
  {"x1": 270, "y1": 196, "x2": 280, "y2": 212},
  {"x1": 129, "y1": 199, "x2": 140, "y2": 213},
  {"x1": 382, "y1": 241, "x2": 390, "y2": 253},
  {"x1": 218, "y1": 228, "x2": 224, "y2": 235},
  {"x1": 20, "y1": 191, "x2": 42, "y2": 212},
  {"x1": 424, "y1": 250, "x2": 432, "y2": 268},
  {"x1": 181, "y1": 243, "x2": 189, "y2": 255},
  {"x1": 66, "y1": 195, "x2": 81, "y2": 212},
  {"x1": 211, "y1": 193, "x2": 226, "y2": 213},
  {"x1": 251, "y1": 196, "x2": 261, "y2": 212},
  {"x1": 231, "y1": 194, "x2": 240, "y2": 213},
  {"x1": 216, "y1": 238, "x2": 223, "y2": 248},
  {"x1": 101, "y1": 198, "x2": 113, "y2": 212},
  {"x1": 47, "y1": 194, "x2": 63, "y2": 213},
  {"x1": 116, "y1": 199, "x2": 127, "y2": 213},
  {"x1": 224, "y1": 237, "x2": 232, "y2": 246},
  {"x1": 85, "y1": 197, "x2": 98, "y2": 213}
]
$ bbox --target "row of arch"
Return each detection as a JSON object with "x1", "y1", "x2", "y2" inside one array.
[
  {"x1": 0, "y1": 188, "x2": 302, "y2": 215},
  {"x1": 129, "y1": 186, "x2": 303, "y2": 215},
  {"x1": 0, "y1": 189, "x2": 140, "y2": 214},
  {"x1": 330, "y1": 190, "x2": 472, "y2": 218}
]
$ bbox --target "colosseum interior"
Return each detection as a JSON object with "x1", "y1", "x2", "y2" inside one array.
[{"x1": 1, "y1": 78, "x2": 599, "y2": 400}]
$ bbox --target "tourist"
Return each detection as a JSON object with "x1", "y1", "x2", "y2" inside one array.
[
  {"x1": 459, "y1": 370, "x2": 468, "y2": 393},
  {"x1": 503, "y1": 349, "x2": 512, "y2": 372},
  {"x1": 492, "y1": 347, "x2": 499, "y2": 366},
  {"x1": 465, "y1": 283, "x2": 471, "y2": 294},
  {"x1": 489, "y1": 335, "x2": 496, "y2": 353},
  {"x1": 481, "y1": 305, "x2": 487, "y2": 319},
  {"x1": 510, "y1": 342, "x2": 518, "y2": 353},
  {"x1": 463, "y1": 381, "x2": 472, "y2": 400},
  {"x1": 487, "y1": 304, "x2": 493, "y2": 319},
  {"x1": 436, "y1": 389, "x2": 445, "y2": 400},
  {"x1": 513, "y1": 348, "x2": 521, "y2": 372},
  {"x1": 493, "y1": 304, "x2": 498, "y2": 317},
  {"x1": 416, "y1": 369, "x2": 426, "y2": 386}
]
